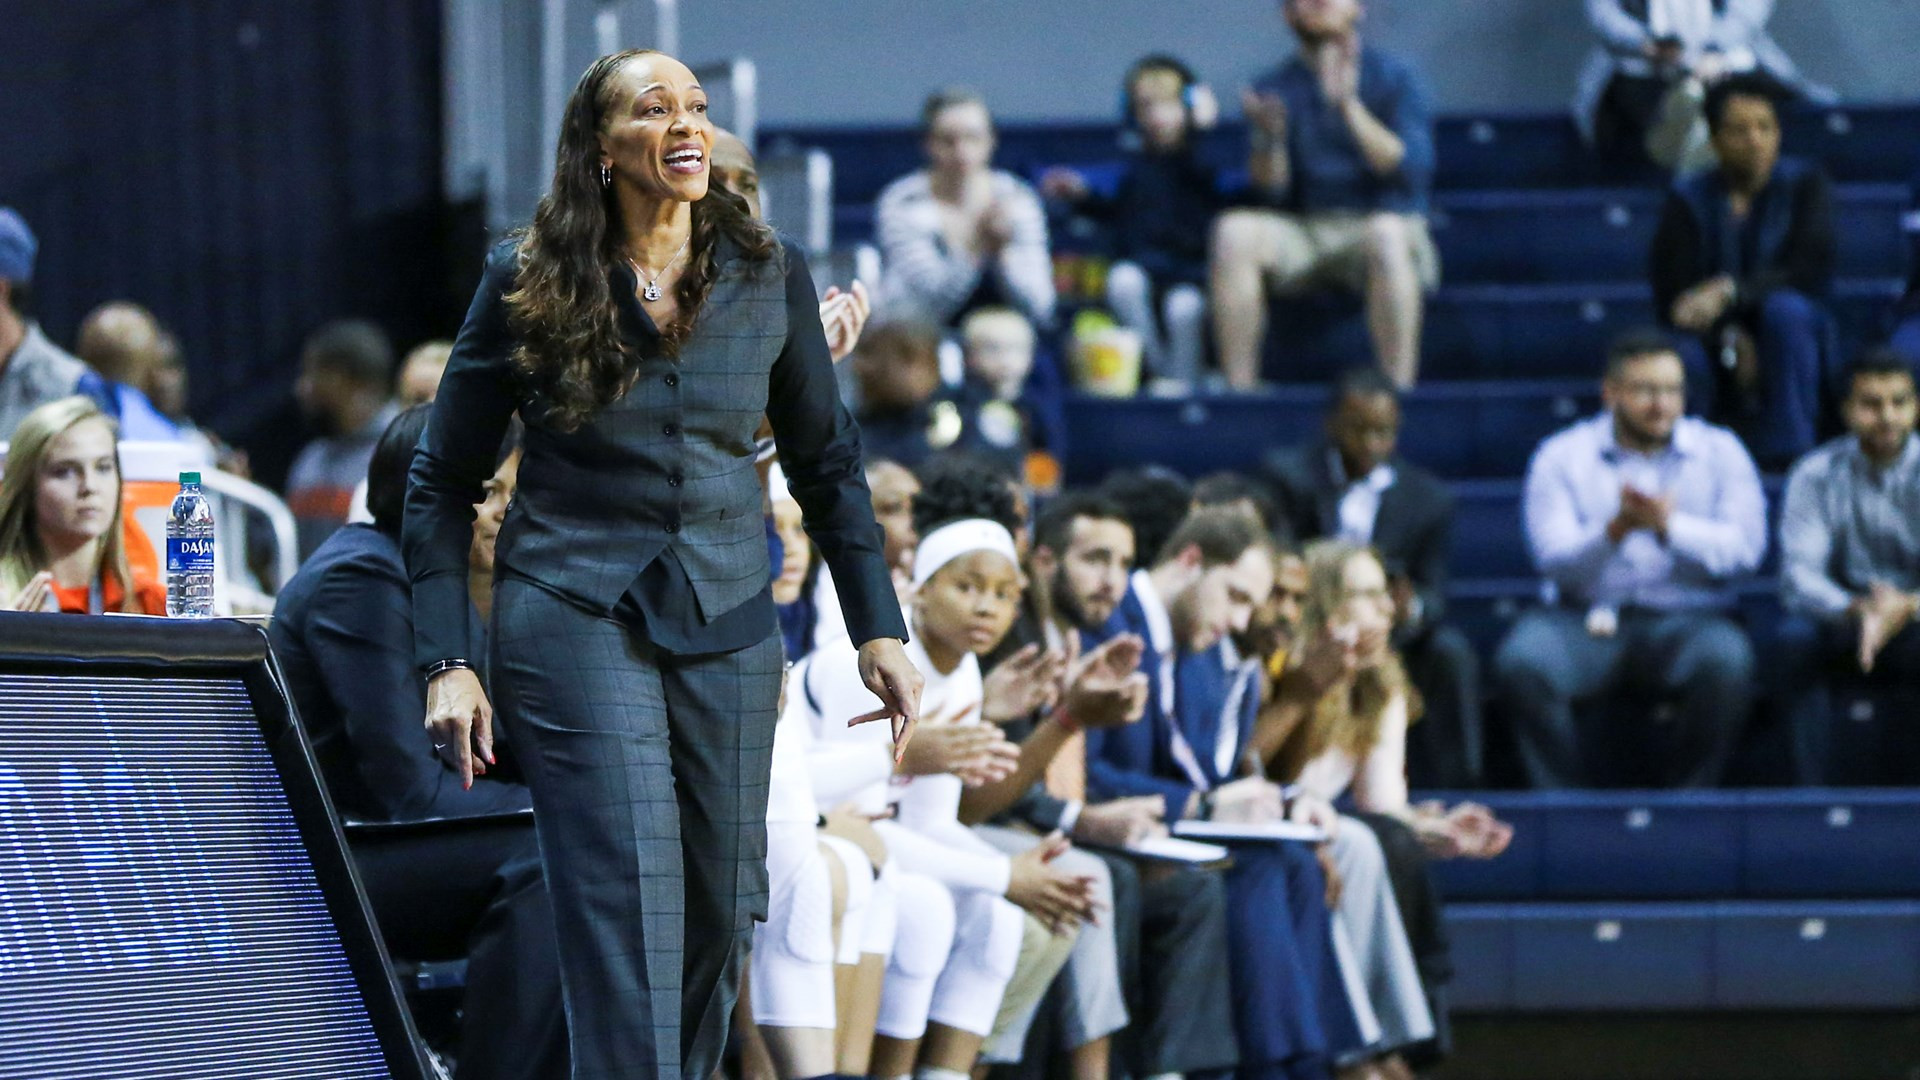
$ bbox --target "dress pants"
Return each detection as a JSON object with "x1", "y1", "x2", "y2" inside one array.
[
  {"x1": 351, "y1": 817, "x2": 568, "y2": 1080},
  {"x1": 1774, "y1": 614, "x2": 1920, "y2": 785},
  {"x1": 1225, "y1": 842, "x2": 1365, "y2": 1080},
  {"x1": 1678, "y1": 289, "x2": 1835, "y2": 470},
  {"x1": 491, "y1": 576, "x2": 783, "y2": 1080},
  {"x1": 1494, "y1": 607, "x2": 1755, "y2": 789}
]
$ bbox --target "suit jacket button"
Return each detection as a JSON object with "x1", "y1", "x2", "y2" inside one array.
[
  {"x1": 668, "y1": 475, "x2": 683, "y2": 487},
  {"x1": 664, "y1": 374, "x2": 679, "y2": 388},
  {"x1": 665, "y1": 522, "x2": 680, "y2": 535},
  {"x1": 662, "y1": 423, "x2": 677, "y2": 437}
]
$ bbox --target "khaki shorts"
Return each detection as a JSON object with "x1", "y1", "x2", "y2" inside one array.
[{"x1": 1243, "y1": 210, "x2": 1441, "y2": 294}]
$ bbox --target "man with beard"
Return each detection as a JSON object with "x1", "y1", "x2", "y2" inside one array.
[
  {"x1": 285, "y1": 318, "x2": 399, "y2": 558},
  {"x1": 1495, "y1": 328, "x2": 1767, "y2": 788},
  {"x1": 971, "y1": 492, "x2": 1239, "y2": 1080}
]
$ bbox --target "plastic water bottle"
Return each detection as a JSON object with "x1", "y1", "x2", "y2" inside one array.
[{"x1": 166, "y1": 471, "x2": 217, "y2": 617}]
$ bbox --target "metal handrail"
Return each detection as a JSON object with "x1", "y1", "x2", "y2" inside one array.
[{"x1": 199, "y1": 468, "x2": 300, "y2": 598}]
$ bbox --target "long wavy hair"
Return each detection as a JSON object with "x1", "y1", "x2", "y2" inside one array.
[
  {"x1": 505, "y1": 49, "x2": 778, "y2": 431},
  {"x1": 1277, "y1": 540, "x2": 1421, "y2": 775},
  {"x1": 0, "y1": 396, "x2": 140, "y2": 612}
]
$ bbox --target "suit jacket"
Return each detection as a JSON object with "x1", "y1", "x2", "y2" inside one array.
[
  {"x1": 270, "y1": 523, "x2": 532, "y2": 824},
  {"x1": 406, "y1": 235, "x2": 905, "y2": 668},
  {"x1": 1262, "y1": 442, "x2": 1456, "y2": 639}
]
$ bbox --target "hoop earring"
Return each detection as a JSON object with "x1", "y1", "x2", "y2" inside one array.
[{"x1": 600, "y1": 162, "x2": 611, "y2": 187}]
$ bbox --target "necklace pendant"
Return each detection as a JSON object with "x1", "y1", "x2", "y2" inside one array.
[{"x1": 643, "y1": 281, "x2": 663, "y2": 302}]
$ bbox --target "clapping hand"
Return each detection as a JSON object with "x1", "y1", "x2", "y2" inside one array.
[
  {"x1": 982, "y1": 643, "x2": 1069, "y2": 723},
  {"x1": 4, "y1": 571, "x2": 56, "y2": 613},
  {"x1": 1670, "y1": 275, "x2": 1736, "y2": 333},
  {"x1": 818, "y1": 280, "x2": 872, "y2": 363},
  {"x1": 894, "y1": 705, "x2": 1020, "y2": 787},
  {"x1": 1059, "y1": 633, "x2": 1151, "y2": 729}
]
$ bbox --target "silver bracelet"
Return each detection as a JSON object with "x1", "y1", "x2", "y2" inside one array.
[{"x1": 422, "y1": 658, "x2": 474, "y2": 679}]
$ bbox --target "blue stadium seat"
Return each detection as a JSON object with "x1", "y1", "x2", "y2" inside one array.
[
  {"x1": 1823, "y1": 680, "x2": 1920, "y2": 787},
  {"x1": 1536, "y1": 792, "x2": 1746, "y2": 899},
  {"x1": 1058, "y1": 380, "x2": 1598, "y2": 484},
  {"x1": 1432, "y1": 185, "x2": 1910, "y2": 286},
  {"x1": 1450, "y1": 480, "x2": 1530, "y2": 580},
  {"x1": 1447, "y1": 901, "x2": 1920, "y2": 1012},
  {"x1": 1506, "y1": 902, "x2": 1716, "y2": 1009},
  {"x1": 1441, "y1": 578, "x2": 1539, "y2": 661},
  {"x1": 1443, "y1": 905, "x2": 1515, "y2": 1011},
  {"x1": 1743, "y1": 790, "x2": 1920, "y2": 898},
  {"x1": 1713, "y1": 901, "x2": 1920, "y2": 1009},
  {"x1": 1269, "y1": 279, "x2": 1903, "y2": 383}
]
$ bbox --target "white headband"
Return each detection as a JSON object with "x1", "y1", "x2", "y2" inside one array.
[
  {"x1": 766, "y1": 461, "x2": 797, "y2": 506},
  {"x1": 911, "y1": 518, "x2": 1020, "y2": 587}
]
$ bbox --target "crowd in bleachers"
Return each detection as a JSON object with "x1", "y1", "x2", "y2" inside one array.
[{"x1": 2, "y1": 1, "x2": 1919, "y2": 1078}]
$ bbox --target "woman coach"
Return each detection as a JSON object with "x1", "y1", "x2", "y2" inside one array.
[{"x1": 403, "y1": 49, "x2": 923, "y2": 1080}]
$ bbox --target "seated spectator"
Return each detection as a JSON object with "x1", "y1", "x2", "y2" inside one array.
[
  {"x1": 896, "y1": 461, "x2": 1136, "y2": 1080},
  {"x1": 876, "y1": 89, "x2": 1056, "y2": 329},
  {"x1": 711, "y1": 126, "x2": 873, "y2": 363},
  {"x1": 0, "y1": 396, "x2": 165, "y2": 615},
  {"x1": 852, "y1": 321, "x2": 952, "y2": 469},
  {"x1": 396, "y1": 339, "x2": 452, "y2": 407},
  {"x1": 793, "y1": 515, "x2": 1091, "y2": 1080},
  {"x1": 1576, "y1": 0, "x2": 1830, "y2": 172},
  {"x1": 1494, "y1": 329, "x2": 1767, "y2": 789},
  {"x1": 957, "y1": 306, "x2": 1066, "y2": 485},
  {"x1": 972, "y1": 490, "x2": 1240, "y2": 1080},
  {"x1": 1260, "y1": 367, "x2": 1484, "y2": 787},
  {"x1": 1081, "y1": 507, "x2": 1384, "y2": 1080},
  {"x1": 269, "y1": 404, "x2": 563, "y2": 1079},
  {"x1": 1043, "y1": 55, "x2": 1224, "y2": 392},
  {"x1": 809, "y1": 456, "x2": 919, "y2": 650},
  {"x1": 1209, "y1": 0, "x2": 1437, "y2": 389},
  {"x1": 1651, "y1": 73, "x2": 1836, "y2": 468},
  {"x1": 0, "y1": 208, "x2": 96, "y2": 440},
  {"x1": 1193, "y1": 469, "x2": 1289, "y2": 543},
  {"x1": 1271, "y1": 540, "x2": 1510, "y2": 1071},
  {"x1": 767, "y1": 462, "x2": 823, "y2": 661},
  {"x1": 143, "y1": 328, "x2": 245, "y2": 474},
  {"x1": 1095, "y1": 465, "x2": 1193, "y2": 573},
  {"x1": 286, "y1": 318, "x2": 400, "y2": 558},
  {"x1": 73, "y1": 302, "x2": 184, "y2": 442},
  {"x1": 1280, "y1": 540, "x2": 1514, "y2": 859},
  {"x1": 1776, "y1": 350, "x2": 1920, "y2": 783}
]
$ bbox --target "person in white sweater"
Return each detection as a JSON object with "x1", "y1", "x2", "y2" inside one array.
[{"x1": 875, "y1": 89, "x2": 1056, "y2": 330}]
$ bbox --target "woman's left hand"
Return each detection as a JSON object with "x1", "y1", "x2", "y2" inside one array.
[{"x1": 851, "y1": 636, "x2": 924, "y2": 763}]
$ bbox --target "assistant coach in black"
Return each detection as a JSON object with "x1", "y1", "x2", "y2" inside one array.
[{"x1": 403, "y1": 50, "x2": 922, "y2": 1080}]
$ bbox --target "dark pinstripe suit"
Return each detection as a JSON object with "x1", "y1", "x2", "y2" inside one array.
[{"x1": 405, "y1": 234, "x2": 906, "y2": 1080}]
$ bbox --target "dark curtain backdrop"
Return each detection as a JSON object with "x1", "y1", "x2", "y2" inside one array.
[{"x1": 0, "y1": 0, "x2": 480, "y2": 487}]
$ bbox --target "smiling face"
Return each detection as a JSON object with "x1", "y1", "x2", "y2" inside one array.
[
  {"x1": 916, "y1": 549, "x2": 1025, "y2": 661},
  {"x1": 34, "y1": 417, "x2": 120, "y2": 549},
  {"x1": 599, "y1": 52, "x2": 712, "y2": 204}
]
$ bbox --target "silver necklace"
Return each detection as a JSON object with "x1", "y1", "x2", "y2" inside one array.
[{"x1": 631, "y1": 236, "x2": 691, "y2": 302}]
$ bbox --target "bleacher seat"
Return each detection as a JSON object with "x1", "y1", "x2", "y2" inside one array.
[
  {"x1": 1060, "y1": 379, "x2": 1599, "y2": 485},
  {"x1": 1431, "y1": 185, "x2": 1910, "y2": 286},
  {"x1": 1267, "y1": 278, "x2": 1903, "y2": 384},
  {"x1": 1447, "y1": 901, "x2": 1920, "y2": 1012},
  {"x1": 1743, "y1": 790, "x2": 1920, "y2": 898}
]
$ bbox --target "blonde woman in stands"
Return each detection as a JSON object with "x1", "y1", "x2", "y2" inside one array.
[
  {"x1": 1278, "y1": 540, "x2": 1513, "y2": 860},
  {"x1": 0, "y1": 395, "x2": 165, "y2": 615}
]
